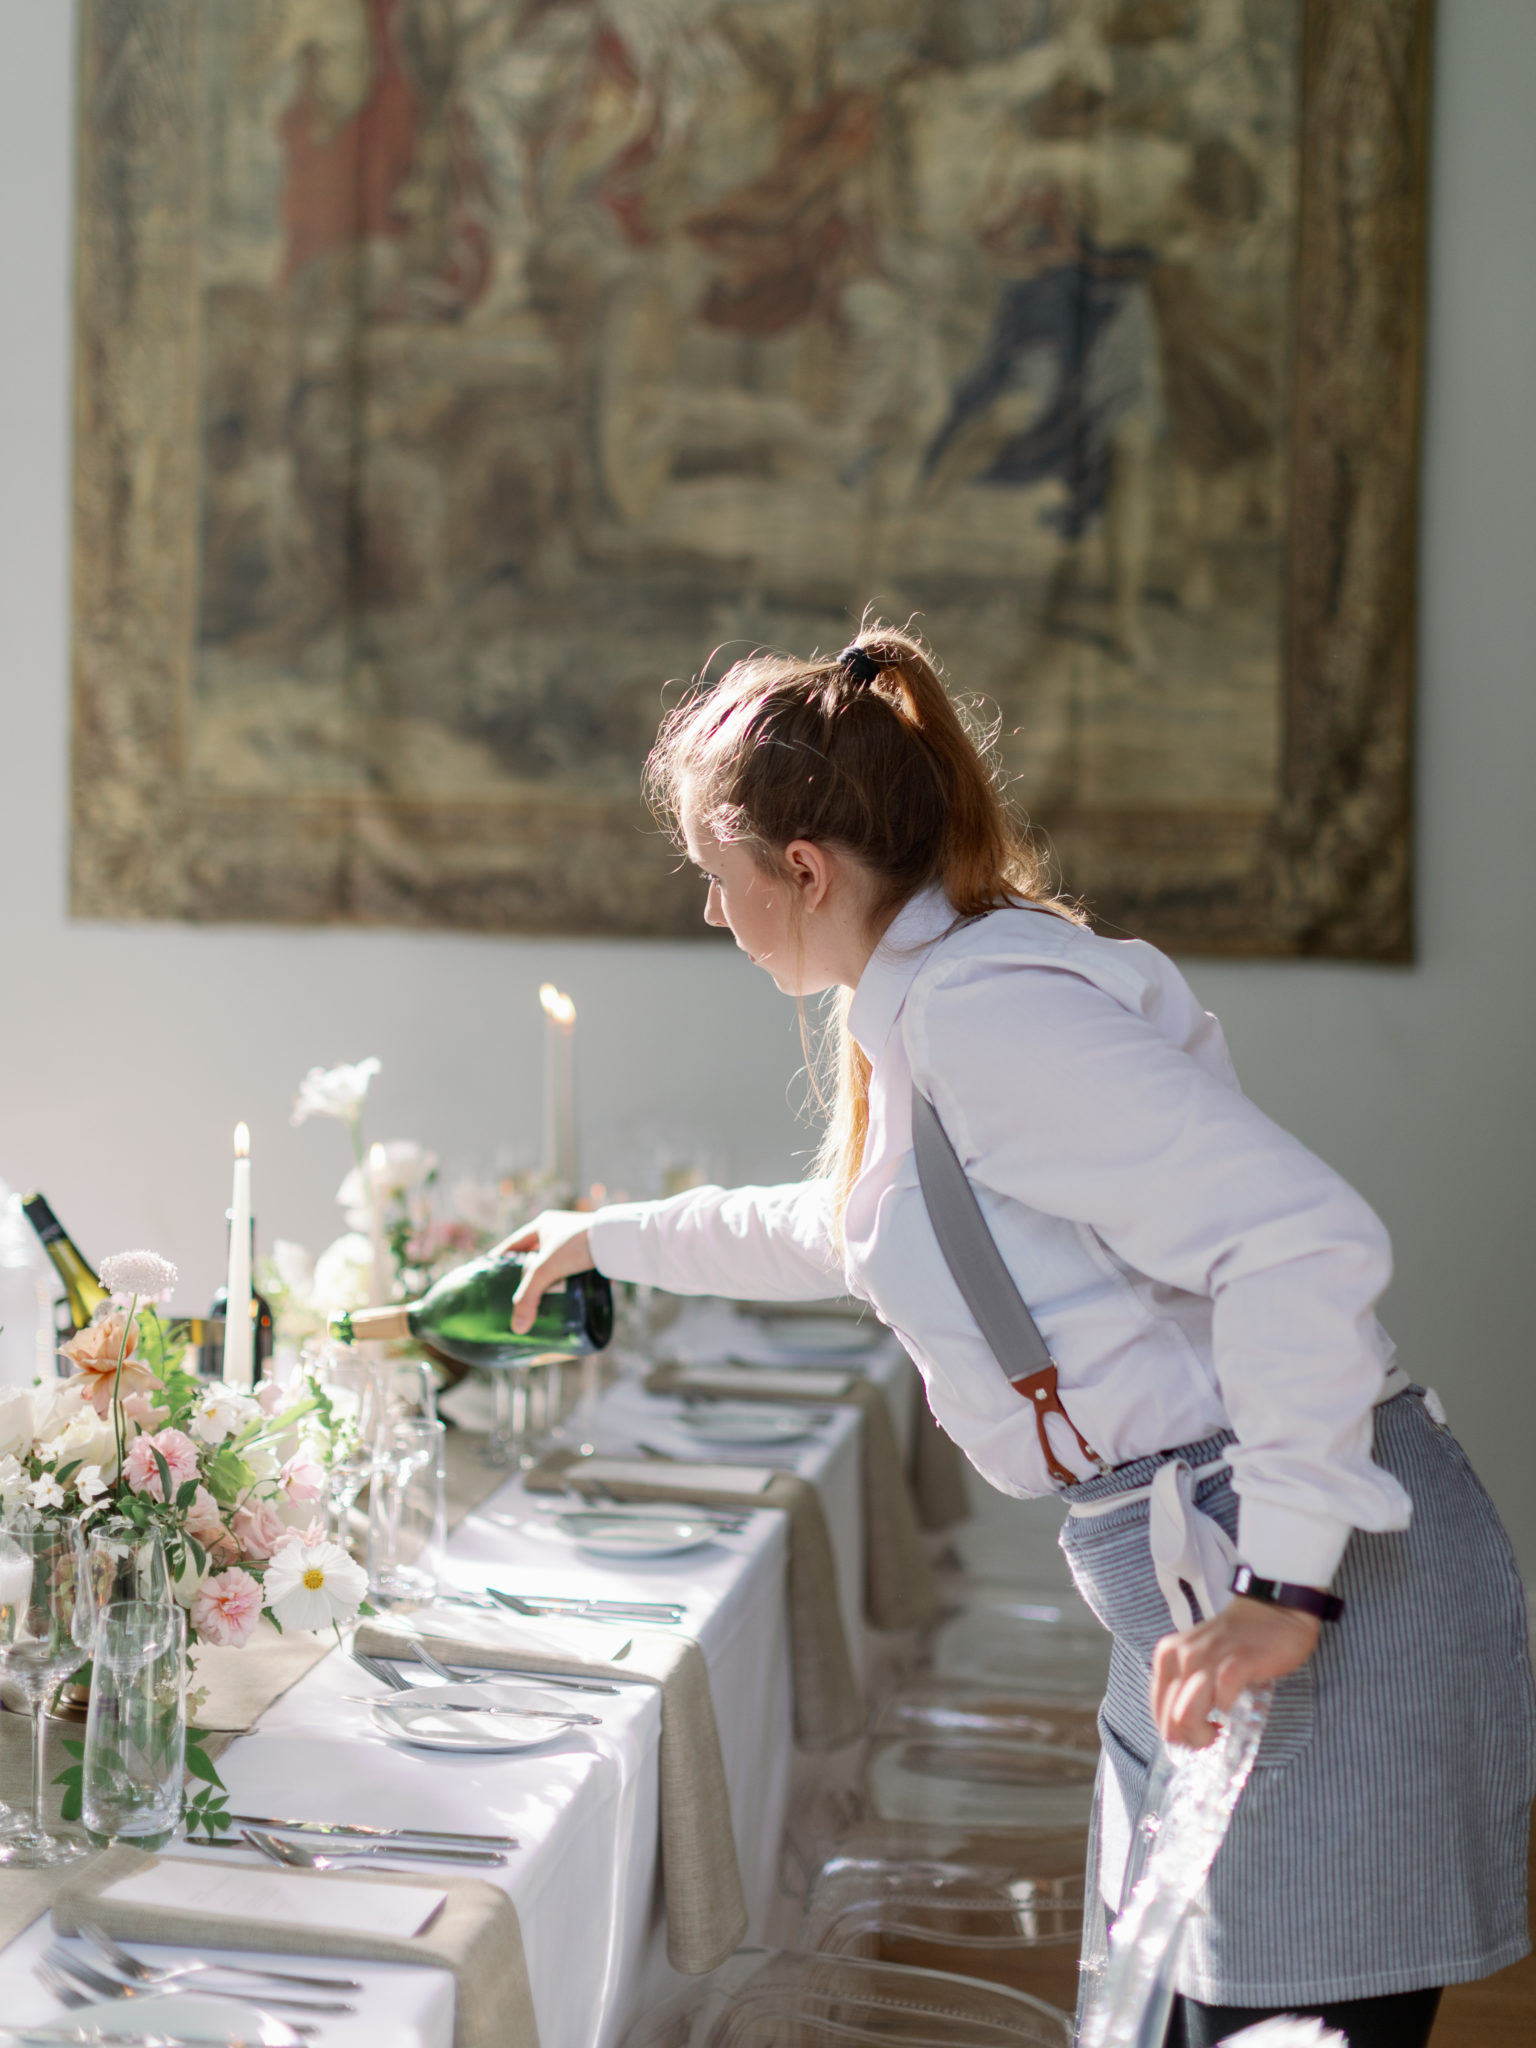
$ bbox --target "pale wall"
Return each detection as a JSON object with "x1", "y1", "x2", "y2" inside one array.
[{"x1": 3, "y1": 7, "x2": 1533, "y2": 1559}]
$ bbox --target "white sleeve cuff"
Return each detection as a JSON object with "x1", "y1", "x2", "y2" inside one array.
[{"x1": 1234, "y1": 1500, "x2": 1353, "y2": 1590}]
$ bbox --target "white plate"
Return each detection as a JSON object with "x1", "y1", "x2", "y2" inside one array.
[
  {"x1": 552, "y1": 1511, "x2": 717, "y2": 1558},
  {"x1": 677, "y1": 1405, "x2": 816, "y2": 1446},
  {"x1": 60, "y1": 1991, "x2": 302, "y2": 2045},
  {"x1": 750, "y1": 1317, "x2": 881, "y2": 1358},
  {"x1": 372, "y1": 1681, "x2": 587, "y2": 1753}
]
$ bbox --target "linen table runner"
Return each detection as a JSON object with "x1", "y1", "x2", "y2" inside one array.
[
  {"x1": 644, "y1": 1364, "x2": 938, "y2": 1630},
  {"x1": 52, "y1": 1844, "x2": 536, "y2": 2048},
  {"x1": 524, "y1": 1448, "x2": 863, "y2": 1751},
  {"x1": 355, "y1": 1609, "x2": 748, "y2": 1975}
]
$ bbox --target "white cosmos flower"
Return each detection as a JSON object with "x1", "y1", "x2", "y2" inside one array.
[
  {"x1": 262, "y1": 1538, "x2": 368, "y2": 1632},
  {"x1": 98, "y1": 1250, "x2": 179, "y2": 1302},
  {"x1": 292, "y1": 1058, "x2": 381, "y2": 1127}
]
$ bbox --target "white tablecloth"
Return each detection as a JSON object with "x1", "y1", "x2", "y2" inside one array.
[{"x1": 0, "y1": 1330, "x2": 904, "y2": 2047}]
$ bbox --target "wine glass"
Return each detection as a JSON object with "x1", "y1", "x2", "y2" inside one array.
[
  {"x1": 305, "y1": 1342, "x2": 386, "y2": 1552},
  {"x1": 0, "y1": 1514, "x2": 91, "y2": 1866},
  {"x1": 367, "y1": 1416, "x2": 447, "y2": 1603},
  {"x1": 74, "y1": 1523, "x2": 176, "y2": 1660}
]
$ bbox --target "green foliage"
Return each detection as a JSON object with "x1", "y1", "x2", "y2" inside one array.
[
  {"x1": 183, "y1": 1726, "x2": 233, "y2": 1840},
  {"x1": 52, "y1": 1736, "x2": 86, "y2": 1825}
]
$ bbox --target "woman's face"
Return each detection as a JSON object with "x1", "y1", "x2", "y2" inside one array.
[{"x1": 684, "y1": 809, "x2": 810, "y2": 992}]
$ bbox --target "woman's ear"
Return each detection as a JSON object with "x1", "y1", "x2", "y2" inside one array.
[{"x1": 783, "y1": 839, "x2": 833, "y2": 911}]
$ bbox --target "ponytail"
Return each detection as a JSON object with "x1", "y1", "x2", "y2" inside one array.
[{"x1": 645, "y1": 621, "x2": 1081, "y2": 1227}]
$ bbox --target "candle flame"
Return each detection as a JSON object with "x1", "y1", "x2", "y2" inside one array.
[
  {"x1": 234, "y1": 1122, "x2": 250, "y2": 1157},
  {"x1": 539, "y1": 983, "x2": 576, "y2": 1026}
]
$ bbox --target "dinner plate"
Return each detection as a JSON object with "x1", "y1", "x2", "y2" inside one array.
[
  {"x1": 552, "y1": 1511, "x2": 716, "y2": 1558},
  {"x1": 372, "y1": 1681, "x2": 587, "y2": 1753},
  {"x1": 60, "y1": 1991, "x2": 302, "y2": 2045},
  {"x1": 677, "y1": 1404, "x2": 817, "y2": 1446},
  {"x1": 748, "y1": 1317, "x2": 882, "y2": 1358}
]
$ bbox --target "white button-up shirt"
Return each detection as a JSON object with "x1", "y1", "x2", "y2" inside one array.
[{"x1": 589, "y1": 887, "x2": 1412, "y2": 1584}]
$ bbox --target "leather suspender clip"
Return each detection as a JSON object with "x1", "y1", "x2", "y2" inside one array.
[{"x1": 1010, "y1": 1363, "x2": 1110, "y2": 1485}]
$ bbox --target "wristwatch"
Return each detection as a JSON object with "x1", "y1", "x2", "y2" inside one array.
[{"x1": 1230, "y1": 1564, "x2": 1344, "y2": 1624}]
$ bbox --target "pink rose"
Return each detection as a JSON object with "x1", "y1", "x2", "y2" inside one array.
[
  {"x1": 230, "y1": 1496, "x2": 290, "y2": 1562},
  {"x1": 279, "y1": 1451, "x2": 324, "y2": 1505},
  {"x1": 121, "y1": 1390, "x2": 170, "y2": 1429},
  {"x1": 184, "y1": 1484, "x2": 237, "y2": 1565},
  {"x1": 272, "y1": 1519, "x2": 325, "y2": 1555},
  {"x1": 123, "y1": 1427, "x2": 200, "y2": 1502},
  {"x1": 190, "y1": 1566, "x2": 263, "y2": 1648}
]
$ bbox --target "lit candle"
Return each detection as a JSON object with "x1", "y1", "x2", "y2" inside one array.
[
  {"x1": 539, "y1": 984, "x2": 578, "y2": 1200},
  {"x1": 223, "y1": 1123, "x2": 254, "y2": 1388},
  {"x1": 368, "y1": 1142, "x2": 393, "y2": 1308}
]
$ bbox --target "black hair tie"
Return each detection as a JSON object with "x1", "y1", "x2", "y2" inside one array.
[{"x1": 838, "y1": 644, "x2": 883, "y2": 685}]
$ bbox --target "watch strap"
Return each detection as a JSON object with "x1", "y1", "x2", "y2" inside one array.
[{"x1": 1230, "y1": 1563, "x2": 1344, "y2": 1624}]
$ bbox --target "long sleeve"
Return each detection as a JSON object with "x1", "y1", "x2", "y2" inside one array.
[
  {"x1": 911, "y1": 960, "x2": 1412, "y2": 1584},
  {"x1": 587, "y1": 1179, "x2": 846, "y2": 1302}
]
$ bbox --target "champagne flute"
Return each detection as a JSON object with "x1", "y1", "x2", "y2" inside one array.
[
  {"x1": 74, "y1": 1522, "x2": 176, "y2": 1660},
  {"x1": 305, "y1": 1342, "x2": 384, "y2": 1551},
  {"x1": 0, "y1": 1514, "x2": 91, "y2": 1866}
]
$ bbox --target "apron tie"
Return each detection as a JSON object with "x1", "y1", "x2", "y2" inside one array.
[{"x1": 1147, "y1": 1459, "x2": 1238, "y2": 1632}]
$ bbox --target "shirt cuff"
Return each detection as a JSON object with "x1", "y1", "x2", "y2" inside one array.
[
  {"x1": 585, "y1": 1204, "x2": 655, "y2": 1286},
  {"x1": 1235, "y1": 1499, "x2": 1352, "y2": 1590}
]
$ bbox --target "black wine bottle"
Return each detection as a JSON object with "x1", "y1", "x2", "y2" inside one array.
[
  {"x1": 201, "y1": 1210, "x2": 275, "y2": 1380},
  {"x1": 22, "y1": 1192, "x2": 107, "y2": 1335}
]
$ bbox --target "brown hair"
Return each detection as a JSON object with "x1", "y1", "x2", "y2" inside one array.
[{"x1": 645, "y1": 622, "x2": 1082, "y2": 1224}]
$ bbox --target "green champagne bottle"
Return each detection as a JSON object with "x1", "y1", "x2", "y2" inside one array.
[
  {"x1": 331, "y1": 1253, "x2": 613, "y2": 1368},
  {"x1": 22, "y1": 1193, "x2": 108, "y2": 1333}
]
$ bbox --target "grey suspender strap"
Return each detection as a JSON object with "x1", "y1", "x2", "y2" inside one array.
[{"x1": 910, "y1": 1083, "x2": 1106, "y2": 1486}]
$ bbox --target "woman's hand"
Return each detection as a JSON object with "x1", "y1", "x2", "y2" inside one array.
[
  {"x1": 493, "y1": 1211, "x2": 595, "y2": 1334},
  {"x1": 1150, "y1": 1595, "x2": 1321, "y2": 1748}
]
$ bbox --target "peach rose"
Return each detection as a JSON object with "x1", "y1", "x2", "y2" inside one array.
[
  {"x1": 123, "y1": 1427, "x2": 200, "y2": 1502},
  {"x1": 230, "y1": 1496, "x2": 290, "y2": 1561},
  {"x1": 190, "y1": 1567, "x2": 263, "y2": 1648},
  {"x1": 58, "y1": 1316, "x2": 160, "y2": 1418}
]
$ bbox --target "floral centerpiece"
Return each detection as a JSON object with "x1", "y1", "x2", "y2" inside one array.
[{"x1": 0, "y1": 1250, "x2": 367, "y2": 1649}]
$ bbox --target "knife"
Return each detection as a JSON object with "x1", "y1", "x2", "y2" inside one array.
[
  {"x1": 227, "y1": 1814, "x2": 519, "y2": 1848},
  {"x1": 486, "y1": 1589, "x2": 685, "y2": 1621}
]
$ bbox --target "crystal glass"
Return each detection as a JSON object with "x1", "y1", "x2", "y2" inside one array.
[
  {"x1": 74, "y1": 1523, "x2": 175, "y2": 1656},
  {"x1": 367, "y1": 1416, "x2": 447, "y2": 1604},
  {"x1": 305, "y1": 1341, "x2": 386, "y2": 1552},
  {"x1": 0, "y1": 1515, "x2": 91, "y2": 1866},
  {"x1": 82, "y1": 1603, "x2": 187, "y2": 1850}
]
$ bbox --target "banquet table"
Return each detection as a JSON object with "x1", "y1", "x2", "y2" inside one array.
[{"x1": 0, "y1": 1321, "x2": 921, "y2": 2048}]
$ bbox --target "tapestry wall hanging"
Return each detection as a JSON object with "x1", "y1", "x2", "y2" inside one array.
[{"x1": 71, "y1": 0, "x2": 1431, "y2": 955}]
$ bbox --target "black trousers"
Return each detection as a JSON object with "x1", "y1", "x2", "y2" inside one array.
[{"x1": 1167, "y1": 1986, "x2": 1442, "y2": 2047}]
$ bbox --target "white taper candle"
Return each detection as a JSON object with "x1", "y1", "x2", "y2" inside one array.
[{"x1": 223, "y1": 1122, "x2": 254, "y2": 1387}]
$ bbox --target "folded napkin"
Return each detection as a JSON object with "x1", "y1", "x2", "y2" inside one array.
[
  {"x1": 910, "y1": 1395, "x2": 971, "y2": 1532},
  {"x1": 645, "y1": 1364, "x2": 938, "y2": 1631},
  {"x1": 0, "y1": 1713, "x2": 96, "y2": 1949},
  {"x1": 525, "y1": 1447, "x2": 863, "y2": 1752},
  {"x1": 355, "y1": 1608, "x2": 748, "y2": 1975},
  {"x1": 52, "y1": 1845, "x2": 535, "y2": 2048}
]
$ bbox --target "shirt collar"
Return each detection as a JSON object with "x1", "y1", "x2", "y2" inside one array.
[{"x1": 847, "y1": 884, "x2": 959, "y2": 1059}]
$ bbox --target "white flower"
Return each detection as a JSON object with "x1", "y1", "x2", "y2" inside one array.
[
  {"x1": 98, "y1": 1250, "x2": 179, "y2": 1303},
  {"x1": 75, "y1": 1465, "x2": 109, "y2": 1504},
  {"x1": 41, "y1": 1407, "x2": 119, "y2": 1479},
  {"x1": 242, "y1": 1442, "x2": 282, "y2": 1484},
  {"x1": 0, "y1": 1387, "x2": 33, "y2": 1460},
  {"x1": 338, "y1": 1140, "x2": 436, "y2": 1229},
  {"x1": 189, "y1": 1385, "x2": 253, "y2": 1447},
  {"x1": 0, "y1": 1454, "x2": 27, "y2": 1514},
  {"x1": 311, "y1": 1232, "x2": 376, "y2": 1314},
  {"x1": 30, "y1": 1474, "x2": 65, "y2": 1511},
  {"x1": 34, "y1": 1379, "x2": 89, "y2": 1441},
  {"x1": 292, "y1": 1058, "x2": 381, "y2": 1127},
  {"x1": 262, "y1": 1538, "x2": 368, "y2": 1632}
]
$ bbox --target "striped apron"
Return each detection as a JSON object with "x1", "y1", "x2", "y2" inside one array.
[{"x1": 1059, "y1": 1383, "x2": 1536, "y2": 2006}]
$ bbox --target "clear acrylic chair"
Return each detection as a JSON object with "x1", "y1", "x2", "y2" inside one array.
[
  {"x1": 618, "y1": 1948, "x2": 1074, "y2": 2046},
  {"x1": 802, "y1": 1824, "x2": 1087, "y2": 2014},
  {"x1": 869, "y1": 1677, "x2": 1101, "y2": 1750},
  {"x1": 917, "y1": 1586, "x2": 1111, "y2": 1706}
]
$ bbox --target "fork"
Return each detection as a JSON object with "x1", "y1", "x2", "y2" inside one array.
[
  {"x1": 352, "y1": 1649, "x2": 412, "y2": 1691},
  {"x1": 40, "y1": 1945, "x2": 347, "y2": 2020},
  {"x1": 243, "y1": 1828, "x2": 507, "y2": 1872},
  {"x1": 78, "y1": 1922, "x2": 359, "y2": 1994}
]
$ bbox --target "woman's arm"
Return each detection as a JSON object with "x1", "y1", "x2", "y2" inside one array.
[{"x1": 497, "y1": 1178, "x2": 845, "y2": 1331}]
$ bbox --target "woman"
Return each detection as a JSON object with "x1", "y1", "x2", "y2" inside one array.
[{"x1": 502, "y1": 627, "x2": 1533, "y2": 2046}]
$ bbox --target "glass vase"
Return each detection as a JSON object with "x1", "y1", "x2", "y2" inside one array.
[{"x1": 82, "y1": 1603, "x2": 187, "y2": 1850}]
